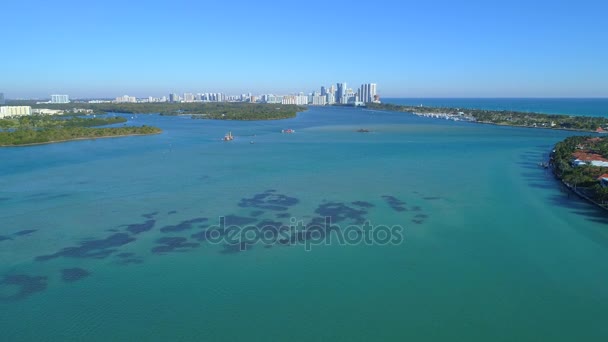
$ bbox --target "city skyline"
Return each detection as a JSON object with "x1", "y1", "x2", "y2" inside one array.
[
  {"x1": 1, "y1": 0, "x2": 608, "y2": 98},
  {"x1": 2, "y1": 81, "x2": 379, "y2": 107}
]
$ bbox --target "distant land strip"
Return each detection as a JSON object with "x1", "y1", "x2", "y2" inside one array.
[
  {"x1": 366, "y1": 103, "x2": 608, "y2": 132},
  {"x1": 0, "y1": 126, "x2": 162, "y2": 147},
  {"x1": 8, "y1": 102, "x2": 306, "y2": 121}
]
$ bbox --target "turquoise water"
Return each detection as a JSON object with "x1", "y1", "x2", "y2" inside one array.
[
  {"x1": 2, "y1": 106, "x2": 608, "y2": 341},
  {"x1": 385, "y1": 98, "x2": 608, "y2": 117}
]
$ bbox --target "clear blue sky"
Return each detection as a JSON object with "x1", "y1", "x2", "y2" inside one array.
[{"x1": 2, "y1": 0, "x2": 607, "y2": 98}]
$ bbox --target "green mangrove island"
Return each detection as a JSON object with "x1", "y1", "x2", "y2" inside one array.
[
  {"x1": 0, "y1": 115, "x2": 161, "y2": 146},
  {"x1": 552, "y1": 136, "x2": 608, "y2": 207},
  {"x1": 14, "y1": 101, "x2": 306, "y2": 120},
  {"x1": 367, "y1": 103, "x2": 608, "y2": 132}
]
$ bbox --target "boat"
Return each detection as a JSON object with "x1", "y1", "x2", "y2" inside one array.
[
  {"x1": 356, "y1": 128, "x2": 370, "y2": 133},
  {"x1": 222, "y1": 131, "x2": 234, "y2": 141},
  {"x1": 281, "y1": 129, "x2": 295, "y2": 134}
]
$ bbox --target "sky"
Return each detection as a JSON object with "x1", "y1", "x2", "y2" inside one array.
[{"x1": 1, "y1": 0, "x2": 607, "y2": 98}]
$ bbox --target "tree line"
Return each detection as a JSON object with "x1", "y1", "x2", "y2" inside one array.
[{"x1": 367, "y1": 103, "x2": 608, "y2": 131}]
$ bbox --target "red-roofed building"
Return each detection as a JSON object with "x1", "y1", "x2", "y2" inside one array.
[{"x1": 598, "y1": 174, "x2": 608, "y2": 187}]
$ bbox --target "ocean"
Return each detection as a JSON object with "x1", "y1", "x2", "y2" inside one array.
[{"x1": 1, "y1": 102, "x2": 608, "y2": 341}]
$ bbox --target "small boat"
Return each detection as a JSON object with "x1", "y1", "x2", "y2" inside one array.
[
  {"x1": 223, "y1": 131, "x2": 234, "y2": 141},
  {"x1": 356, "y1": 128, "x2": 370, "y2": 133},
  {"x1": 281, "y1": 129, "x2": 295, "y2": 134}
]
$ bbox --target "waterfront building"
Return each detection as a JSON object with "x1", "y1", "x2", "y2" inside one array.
[
  {"x1": 296, "y1": 95, "x2": 308, "y2": 105},
  {"x1": 336, "y1": 82, "x2": 347, "y2": 104},
  {"x1": 115, "y1": 95, "x2": 137, "y2": 103},
  {"x1": 312, "y1": 95, "x2": 327, "y2": 106},
  {"x1": 0, "y1": 106, "x2": 32, "y2": 118},
  {"x1": 265, "y1": 95, "x2": 283, "y2": 104},
  {"x1": 359, "y1": 84, "x2": 368, "y2": 103},
  {"x1": 281, "y1": 95, "x2": 296, "y2": 105},
  {"x1": 280, "y1": 95, "x2": 307, "y2": 105},
  {"x1": 345, "y1": 88, "x2": 356, "y2": 104},
  {"x1": 320, "y1": 86, "x2": 327, "y2": 96},
  {"x1": 326, "y1": 93, "x2": 335, "y2": 105},
  {"x1": 369, "y1": 83, "x2": 377, "y2": 102},
  {"x1": 51, "y1": 94, "x2": 70, "y2": 103},
  {"x1": 183, "y1": 93, "x2": 195, "y2": 102},
  {"x1": 32, "y1": 108, "x2": 63, "y2": 115}
]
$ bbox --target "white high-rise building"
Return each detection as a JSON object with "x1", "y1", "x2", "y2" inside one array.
[
  {"x1": 369, "y1": 83, "x2": 377, "y2": 102},
  {"x1": 0, "y1": 106, "x2": 31, "y2": 118},
  {"x1": 184, "y1": 93, "x2": 195, "y2": 102},
  {"x1": 281, "y1": 95, "x2": 296, "y2": 105},
  {"x1": 51, "y1": 94, "x2": 70, "y2": 103},
  {"x1": 296, "y1": 95, "x2": 308, "y2": 105},
  {"x1": 358, "y1": 83, "x2": 377, "y2": 103},
  {"x1": 115, "y1": 95, "x2": 137, "y2": 103},
  {"x1": 311, "y1": 95, "x2": 326, "y2": 106}
]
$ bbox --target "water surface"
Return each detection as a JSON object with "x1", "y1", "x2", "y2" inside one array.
[{"x1": 1, "y1": 106, "x2": 608, "y2": 341}]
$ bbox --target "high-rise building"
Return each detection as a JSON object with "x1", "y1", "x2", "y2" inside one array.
[
  {"x1": 358, "y1": 83, "x2": 377, "y2": 103},
  {"x1": 0, "y1": 92, "x2": 4, "y2": 105},
  {"x1": 0, "y1": 106, "x2": 31, "y2": 118},
  {"x1": 369, "y1": 83, "x2": 377, "y2": 102},
  {"x1": 169, "y1": 93, "x2": 178, "y2": 102},
  {"x1": 320, "y1": 86, "x2": 327, "y2": 96},
  {"x1": 51, "y1": 94, "x2": 70, "y2": 103},
  {"x1": 184, "y1": 93, "x2": 195, "y2": 102},
  {"x1": 336, "y1": 82, "x2": 347, "y2": 104},
  {"x1": 115, "y1": 95, "x2": 137, "y2": 103},
  {"x1": 359, "y1": 84, "x2": 368, "y2": 103},
  {"x1": 312, "y1": 95, "x2": 326, "y2": 106}
]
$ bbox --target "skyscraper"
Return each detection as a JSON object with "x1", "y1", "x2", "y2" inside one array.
[
  {"x1": 320, "y1": 86, "x2": 327, "y2": 96},
  {"x1": 358, "y1": 83, "x2": 377, "y2": 103},
  {"x1": 183, "y1": 93, "x2": 194, "y2": 102},
  {"x1": 369, "y1": 83, "x2": 377, "y2": 102},
  {"x1": 359, "y1": 84, "x2": 367, "y2": 103},
  {"x1": 0, "y1": 92, "x2": 4, "y2": 105},
  {"x1": 169, "y1": 93, "x2": 178, "y2": 102},
  {"x1": 336, "y1": 82, "x2": 347, "y2": 104},
  {"x1": 51, "y1": 94, "x2": 69, "y2": 103}
]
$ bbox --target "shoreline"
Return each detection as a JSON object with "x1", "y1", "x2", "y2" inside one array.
[
  {"x1": 474, "y1": 120, "x2": 600, "y2": 133},
  {"x1": 554, "y1": 172, "x2": 608, "y2": 213},
  {"x1": 0, "y1": 132, "x2": 161, "y2": 148},
  {"x1": 370, "y1": 108, "x2": 601, "y2": 133},
  {"x1": 548, "y1": 146, "x2": 608, "y2": 213},
  {"x1": 367, "y1": 102, "x2": 608, "y2": 133}
]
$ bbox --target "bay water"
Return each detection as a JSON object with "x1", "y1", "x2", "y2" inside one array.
[{"x1": 1, "y1": 105, "x2": 608, "y2": 341}]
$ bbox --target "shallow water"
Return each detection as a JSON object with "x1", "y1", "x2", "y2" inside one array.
[{"x1": 1, "y1": 106, "x2": 608, "y2": 341}]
